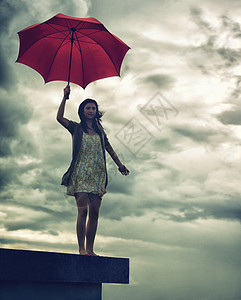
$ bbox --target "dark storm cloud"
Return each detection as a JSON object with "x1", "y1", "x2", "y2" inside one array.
[
  {"x1": 220, "y1": 15, "x2": 241, "y2": 36},
  {"x1": 108, "y1": 178, "x2": 133, "y2": 195},
  {"x1": 170, "y1": 123, "x2": 217, "y2": 143},
  {"x1": 188, "y1": 7, "x2": 241, "y2": 77},
  {"x1": 217, "y1": 108, "x2": 241, "y2": 125},
  {"x1": 0, "y1": 90, "x2": 32, "y2": 157},
  {"x1": 0, "y1": 163, "x2": 18, "y2": 189},
  {"x1": 4, "y1": 219, "x2": 48, "y2": 231},
  {"x1": 0, "y1": 0, "x2": 34, "y2": 190},
  {"x1": 190, "y1": 6, "x2": 211, "y2": 32},
  {"x1": 3, "y1": 212, "x2": 70, "y2": 232},
  {"x1": 169, "y1": 200, "x2": 241, "y2": 223},
  {"x1": 0, "y1": 0, "x2": 85, "y2": 31},
  {"x1": 0, "y1": 52, "x2": 14, "y2": 89},
  {"x1": 0, "y1": 0, "x2": 26, "y2": 31},
  {"x1": 88, "y1": 0, "x2": 141, "y2": 21},
  {"x1": 0, "y1": 0, "x2": 29, "y2": 89},
  {"x1": 101, "y1": 189, "x2": 241, "y2": 223},
  {"x1": 0, "y1": 236, "x2": 76, "y2": 251},
  {"x1": 140, "y1": 74, "x2": 176, "y2": 89},
  {"x1": 107, "y1": 161, "x2": 134, "y2": 196},
  {"x1": 139, "y1": 195, "x2": 241, "y2": 223},
  {"x1": 151, "y1": 137, "x2": 177, "y2": 152},
  {"x1": 101, "y1": 197, "x2": 134, "y2": 221},
  {"x1": 2, "y1": 200, "x2": 75, "y2": 232},
  {"x1": 0, "y1": 90, "x2": 35, "y2": 194},
  {"x1": 29, "y1": 167, "x2": 62, "y2": 192}
]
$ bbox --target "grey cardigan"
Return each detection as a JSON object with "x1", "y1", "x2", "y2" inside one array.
[{"x1": 61, "y1": 120, "x2": 118, "y2": 188}]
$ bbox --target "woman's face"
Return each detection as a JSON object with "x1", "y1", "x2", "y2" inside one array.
[{"x1": 83, "y1": 102, "x2": 97, "y2": 120}]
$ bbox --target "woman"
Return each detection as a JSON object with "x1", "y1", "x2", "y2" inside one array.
[{"x1": 57, "y1": 85, "x2": 129, "y2": 256}]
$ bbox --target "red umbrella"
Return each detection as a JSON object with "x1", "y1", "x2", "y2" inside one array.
[{"x1": 16, "y1": 13, "x2": 130, "y2": 89}]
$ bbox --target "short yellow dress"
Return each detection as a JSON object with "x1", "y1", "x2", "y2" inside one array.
[{"x1": 67, "y1": 132, "x2": 106, "y2": 198}]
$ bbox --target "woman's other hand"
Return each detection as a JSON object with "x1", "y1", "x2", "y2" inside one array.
[{"x1": 118, "y1": 164, "x2": 130, "y2": 176}]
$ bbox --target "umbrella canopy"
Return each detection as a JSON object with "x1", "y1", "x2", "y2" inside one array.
[{"x1": 16, "y1": 13, "x2": 130, "y2": 89}]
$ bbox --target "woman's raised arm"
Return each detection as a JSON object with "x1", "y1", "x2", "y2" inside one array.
[{"x1": 56, "y1": 85, "x2": 70, "y2": 128}]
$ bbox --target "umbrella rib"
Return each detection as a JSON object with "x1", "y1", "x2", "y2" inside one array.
[
  {"x1": 76, "y1": 21, "x2": 84, "y2": 30},
  {"x1": 45, "y1": 22, "x2": 70, "y2": 39},
  {"x1": 17, "y1": 28, "x2": 71, "y2": 59},
  {"x1": 71, "y1": 20, "x2": 104, "y2": 43},
  {"x1": 44, "y1": 36, "x2": 69, "y2": 40},
  {"x1": 45, "y1": 33, "x2": 71, "y2": 82},
  {"x1": 73, "y1": 31, "x2": 85, "y2": 88},
  {"x1": 46, "y1": 21, "x2": 103, "y2": 43},
  {"x1": 75, "y1": 28, "x2": 120, "y2": 75},
  {"x1": 74, "y1": 29, "x2": 102, "y2": 43},
  {"x1": 65, "y1": 18, "x2": 72, "y2": 31}
]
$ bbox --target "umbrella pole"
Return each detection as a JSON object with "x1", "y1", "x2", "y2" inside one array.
[{"x1": 66, "y1": 28, "x2": 76, "y2": 98}]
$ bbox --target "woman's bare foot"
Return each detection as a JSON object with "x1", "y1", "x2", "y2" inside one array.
[
  {"x1": 85, "y1": 251, "x2": 98, "y2": 256},
  {"x1": 79, "y1": 249, "x2": 86, "y2": 255}
]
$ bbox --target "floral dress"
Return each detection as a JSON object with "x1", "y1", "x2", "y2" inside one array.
[{"x1": 67, "y1": 132, "x2": 106, "y2": 198}]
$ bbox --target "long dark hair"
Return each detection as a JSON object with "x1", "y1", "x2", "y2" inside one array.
[{"x1": 78, "y1": 99, "x2": 103, "y2": 134}]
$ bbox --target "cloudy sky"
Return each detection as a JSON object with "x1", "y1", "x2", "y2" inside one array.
[{"x1": 1, "y1": 0, "x2": 241, "y2": 299}]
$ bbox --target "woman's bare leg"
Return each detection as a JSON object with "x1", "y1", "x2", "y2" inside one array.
[
  {"x1": 75, "y1": 193, "x2": 88, "y2": 255},
  {"x1": 86, "y1": 195, "x2": 102, "y2": 256}
]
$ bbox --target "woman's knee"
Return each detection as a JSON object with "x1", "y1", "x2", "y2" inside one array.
[
  {"x1": 89, "y1": 196, "x2": 101, "y2": 220},
  {"x1": 75, "y1": 194, "x2": 88, "y2": 218},
  {"x1": 78, "y1": 206, "x2": 88, "y2": 218},
  {"x1": 89, "y1": 206, "x2": 100, "y2": 221}
]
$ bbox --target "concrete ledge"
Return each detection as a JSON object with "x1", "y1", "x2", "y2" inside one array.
[
  {"x1": 0, "y1": 248, "x2": 129, "y2": 284},
  {"x1": 0, "y1": 281, "x2": 101, "y2": 300}
]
